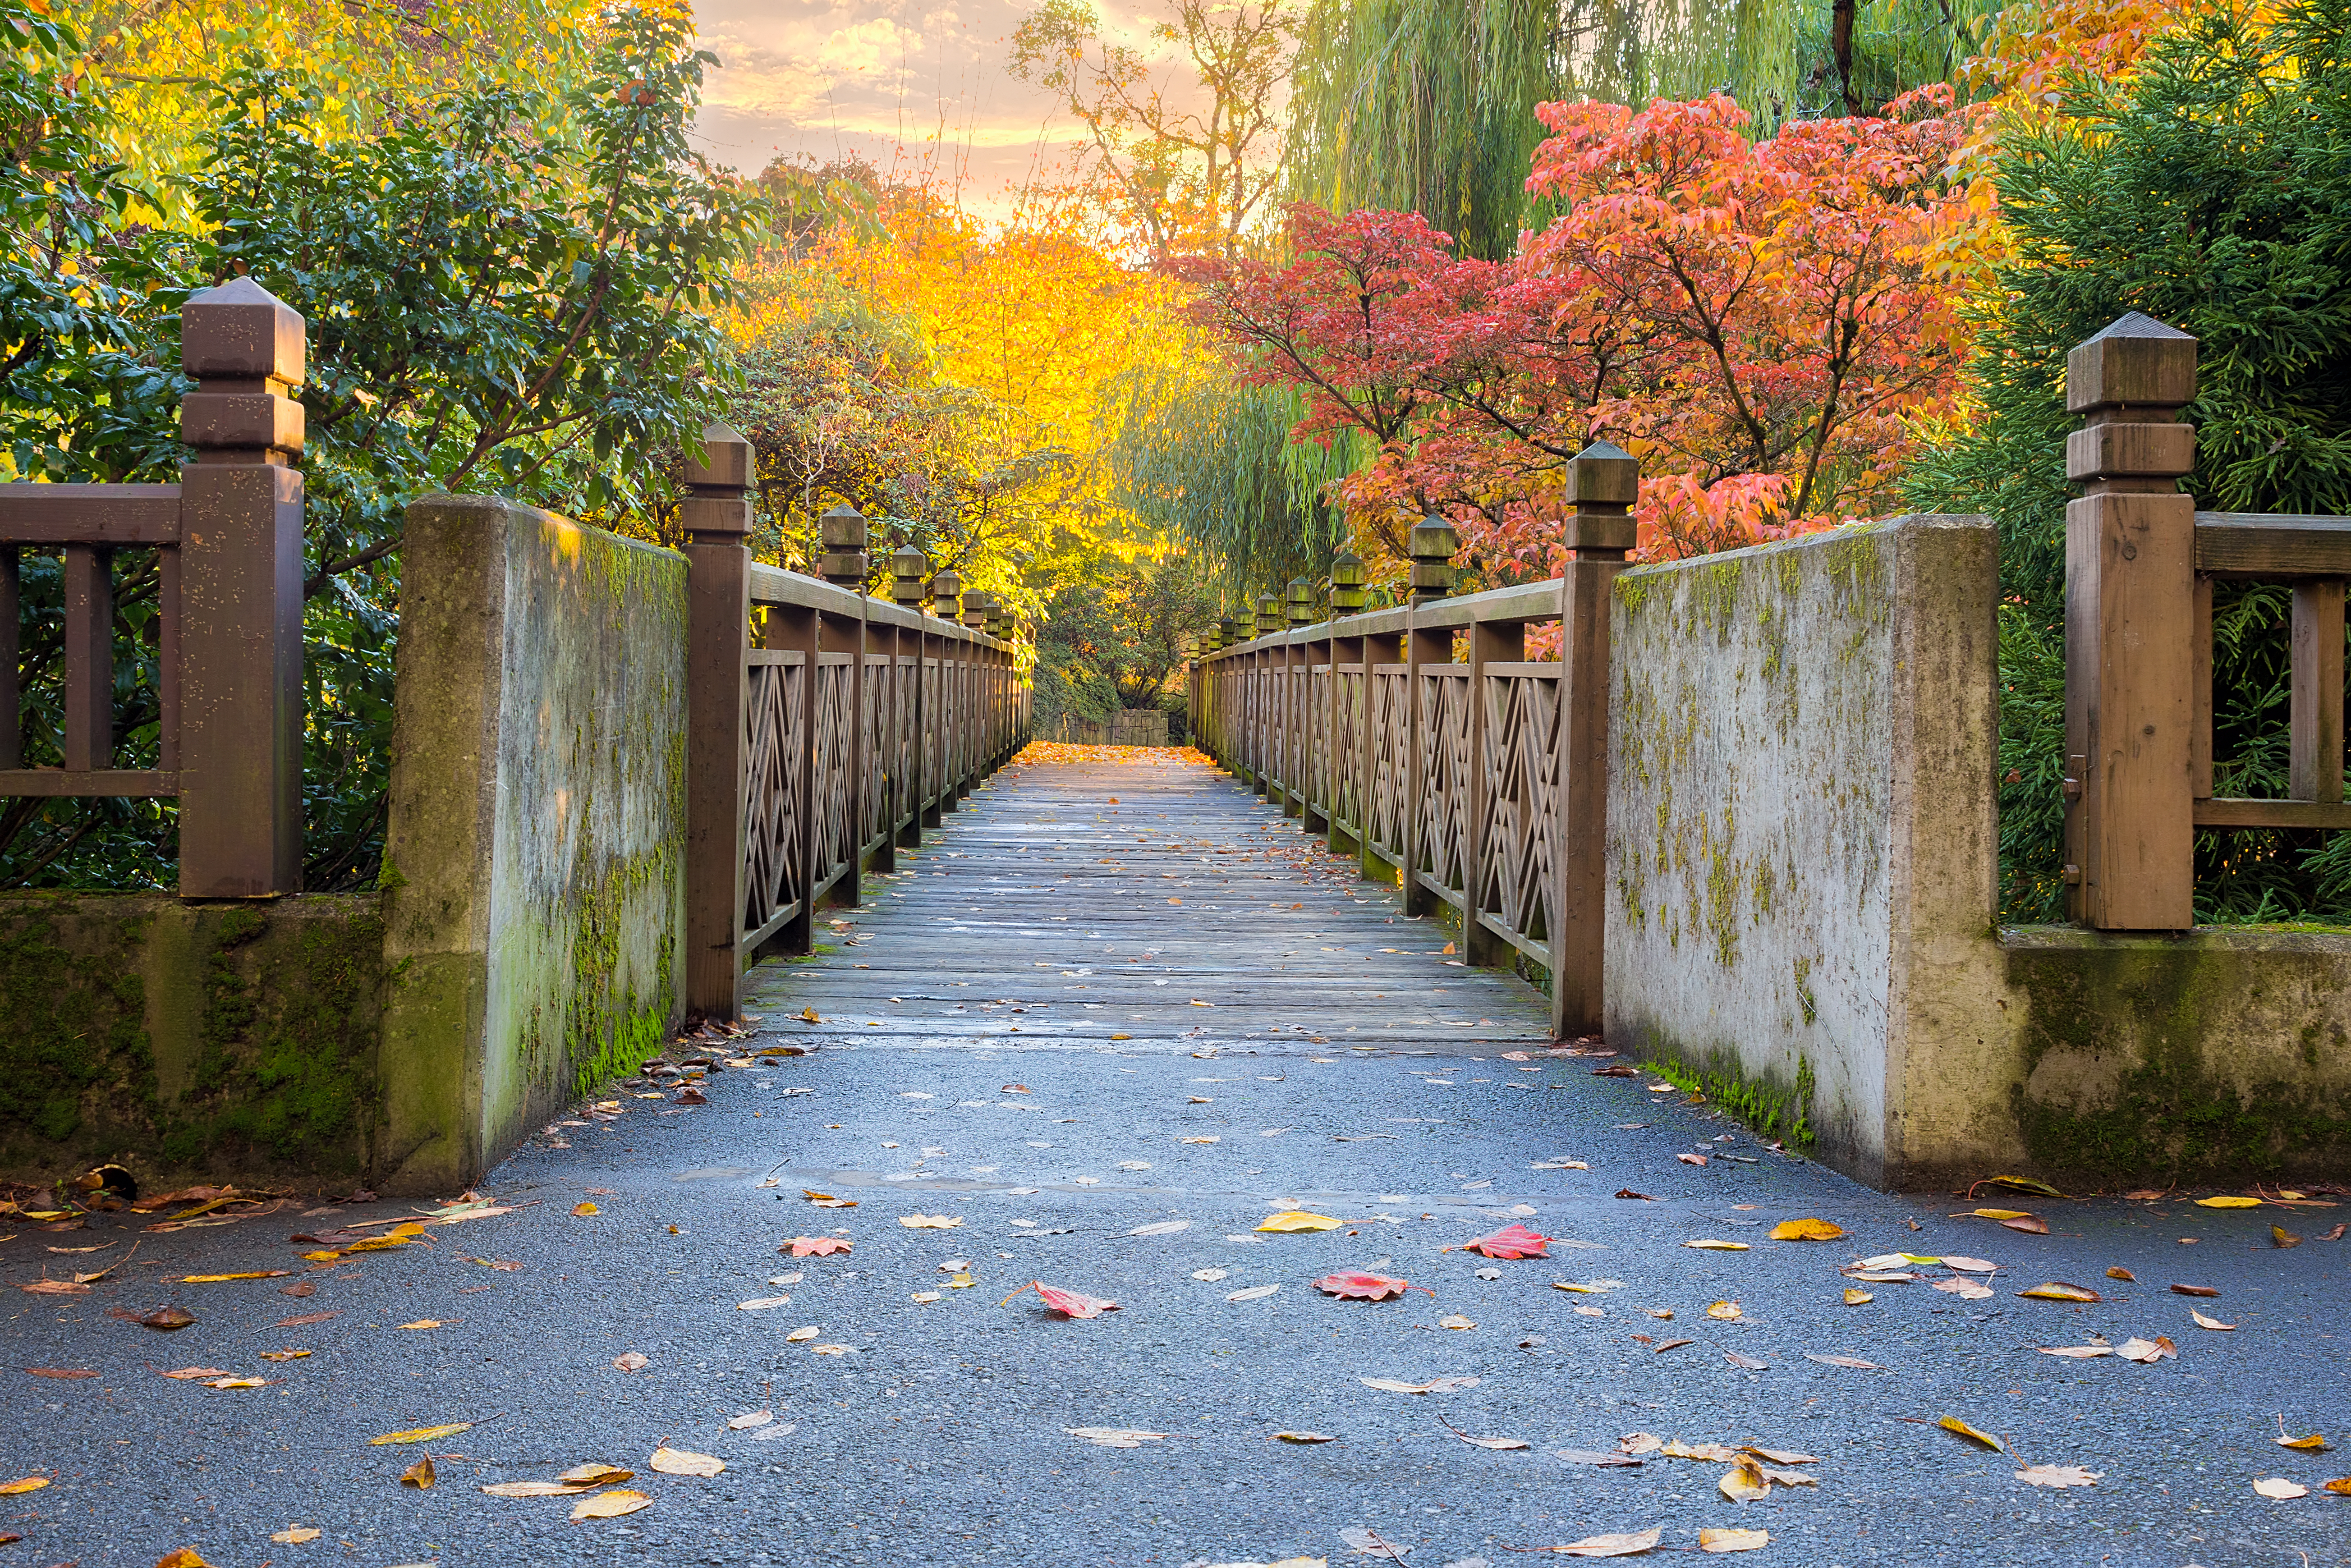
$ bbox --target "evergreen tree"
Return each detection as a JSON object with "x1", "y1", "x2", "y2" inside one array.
[{"x1": 1907, "y1": 0, "x2": 2351, "y2": 922}]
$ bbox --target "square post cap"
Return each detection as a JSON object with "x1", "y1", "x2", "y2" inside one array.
[
  {"x1": 820, "y1": 502, "x2": 868, "y2": 550},
  {"x1": 2066, "y1": 313, "x2": 2197, "y2": 414},
  {"x1": 683, "y1": 422, "x2": 754, "y2": 492},
  {"x1": 183, "y1": 276, "x2": 305, "y2": 384},
  {"x1": 1565, "y1": 440, "x2": 1639, "y2": 505}
]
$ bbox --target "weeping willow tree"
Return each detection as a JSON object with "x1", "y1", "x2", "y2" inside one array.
[
  {"x1": 1286, "y1": 0, "x2": 2008, "y2": 257},
  {"x1": 1106, "y1": 363, "x2": 1362, "y2": 604}
]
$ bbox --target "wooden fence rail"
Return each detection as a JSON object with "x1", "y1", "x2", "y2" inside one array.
[
  {"x1": 682, "y1": 426, "x2": 1029, "y2": 1017},
  {"x1": 1188, "y1": 441, "x2": 1636, "y2": 1037},
  {"x1": 2064, "y1": 312, "x2": 2351, "y2": 927},
  {"x1": 0, "y1": 277, "x2": 305, "y2": 898}
]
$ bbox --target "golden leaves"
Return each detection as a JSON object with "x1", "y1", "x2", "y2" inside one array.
[
  {"x1": 1683, "y1": 1239, "x2": 1750, "y2": 1251},
  {"x1": 1698, "y1": 1528, "x2": 1770, "y2": 1552},
  {"x1": 1256, "y1": 1211, "x2": 1342, "y2": 1232},
  {"x1": 1705, "y1": 1301, "x2": 1742, "y2": 1321},
  {"x1": 802, "y1": 1191, "x2": 857, "y2": 1208},
  {"x1": 177, "y1": 1271, "x2": 289, "y2": 1283},
  {"x1": 571, "y1": 1489, "x2": 654, "y2": 1521},
  {"x1": 270, "y1": 1527, "x2": 322, "y2": 1544},
  {"x1": 399, "y1": 1456, "x2": 436, "y2": 1489},
  {"x1": 573, "y1": 1202, "x2": 600, "y2": 1216},
  {"x1": 2194, "y1": 1195, "x2": 2262, "y2": 1208},
  {"x1": 647, "y1": 1447, "x2": 724, "y2": 1477},
  {"x1": 1718, "y1": 1459, "x2": 1770, "y2": 1501},
  {"x1": 1768, "y1": 1218, "x2": 1844, "y2": 1241},
  {"x1": 0, "y1": 1478, "x2": 49, "y2": 1495},
  {"x1": 1937, "y1": 1416, "x2": 2004, "y2": 1451},
  {"x1": 2016, "y1": 1282, "x2": 2100, "y2": 1302},
  {"x1": 370, "y1": 1423, "x2": 471, "y2": 1445},
  {"x1": 1842, "y1": 1288, "x2": 1873, "y2": 1306}
]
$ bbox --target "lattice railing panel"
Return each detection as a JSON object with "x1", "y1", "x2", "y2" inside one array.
[
  {"x1": 1479, "y1": 670, "x2": 1562, "y2": 945},
  {"x1": 743, "y1": 657, "x2": 804, "y2": 934}
]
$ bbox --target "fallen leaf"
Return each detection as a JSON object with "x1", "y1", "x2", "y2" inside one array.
[
  {"x1": 2195, "y1": 1196, "x2": 2262, "y2": 1208},
  {"x1": 1360, "y1": 1375, "x2": 1479, "y2": 1394},
  {"x1": 21, "y1": 1368, "x2": 97, "y2": 1380},
  {"x1": 1180, "y1": 1135, "x2": 1219, "y2": 1143},
  {"x1": 2190, "y1": 1310, "x2": 2236, "y2": 1330},
  {"x1": 737, "y1": 1296, "x2": 792, "y2": 1311},
  {"x1": 1769, "y1": 1219, "x2": 1844, "y2": 1242},
  {"x1": 279, "y1": 1281, "x2": 316, "y2": 1297},
  {"x1": 2273, "y1": 1225, "x2": 2303, "y2": 1249},
  {"x1": 2253, "y1": 1477, "x2": 2307, "y2": 1499},
  {"x1": 1997, "y1": 1216, "x2": 2052, "y2": 1234},
  {"x1": 370, "y1": 1423, "x2": 471, "y2": 1445},
  {"x1": 800, "y1": 1007, "x2": 821, "y2": 1023},
  {"x1": 1741, "y1": 1446, "x2": 1818, "y2": 1465},
  {"x1": 1440, "y1": 1314, "x2": 1478, "y2": 1330},
  {"x1": 1963, "y1": 1208, "x2": 2034, "y2": 1221},
  {"x1": 270, "y1": 1527, "x2": 324, "y2": 1543},
  {"x1": 1341, "y1": 1525, "x2": 1411, "y2": 1556},
  {"x1": 400, "y1": 1456, "x2": 436, "y2": 1489},
  {"x1": 612, "y1": 1352, "x2": 650, "y2": 1371},
  {"x1": 1698, "y1": 1528, "x2": 1769, "y2": 1553},
  {"x1": 159, "y1": 1366, "x2": 231, "y2": 1380},
  {"x1": 809, "y1": 1343, "x2": 855, "y2": 1356},
  {"x1": 1613, "y1": 1189, "x2": 1657, "y2": 1201},
  {"x1": 1461, "y1": 1222, "x2": 1550, "y2": 1259},
  {"x1": 2116, "y1": 1336, "x2": 2176, "y2": 1362},
  {"x1": 2169, "y1": 1283, "x2": 2219, "y2": 1297},
  {"x1": 2106, "y1": 1267, "x2": 2136, "y2": 1281},
  {"x1": 571, "y1": 1489, "x2": 654, "y2": 1520},
  {"x1": 153, "y1": 1552, "x2": 211, "y2": 1568},
  {"x1": 398, "y1": 1319, "x2": 443, "y2": 1330},
  {"x1": 900, "y1": 1215, "x2": 962, "y2": 1229},
  {"x1": 2038, "y1": 1345, "x2": 2112, "y2": 1358},
  {"x1": 1317, "y1": 1273, "x2": 1416, "y2": 1301},
  {"x1": 1942, "y1": 1256, "x2": 1999, "y2": 1273},
  {"x1": 1937, "y1": 1416, "x2": 2005, "y2": 1451},
  {"x1": 1843, "y1": 1288, "x2": 1873, "y2": 1306},
  {"x1": 1651, "y1": 1339, "x2": 1693, "y2": 1353},
  {"x1": 1706, "y1": 1301, "x2": 1742, "y2": 1321},
  {"x1": 1008, "y1": 1280, "x2": 1121, "y2": 1318},
  {"x1": 573, "y1": 1202, "x2": 599, "y2": 1216},
  {"x1": 2016, "y1": 1464, "x2": 2101, "y2": 1489},
  {"x1": 1555, "y1": 1449, "x2": 1643, "y2": 1467},
  {"x1": 1272, "y1": 1431, "x2": 1337, "y2": 1443},
  {"x1": 1229, "y1": 1284, "x2": 1282, "y2": 1302},
  {"x1": 2017, "y1": 1282, "x2": 2100, "y2": 1302},
  {"x1": 1683, "y1": 1239, "x2": 1749, "y2": 1251},
  {"x1": 1257, "y1": 1211, "x2": 1343, "y2": 1233},
  {"x1": 785, "y1": 1325, "x2": 819, "y2": 1343},
  {"x1": 729, "y1": 1411, "x2": 775, "y2": 1430},
  {"x1": 1529, "y1": 1527, "x2": 1662, "y2": 1556},
  {"x1": 1066, "y1": 1427, "x2": 1165, "y2": 1448},
  {"x1": 0, "y1": 1477, "x2": 48, "y2": 1495},
  {"x1": 202, "y1": 1375, "x2": 269, "y2": 1389},
  {"x1": 1617, "y1": 1433, "x2": 1663, "y2": 1453},
  {"x1": 1932, "y1": 1278, "x2": 1993, "y2": 1301},
  {"x1": 785, "y1": 1237, "x2": 852, "y2": 1256},
  {"x1": 1129, "y1": 1220, "x2": 1191, "y2": 1236},
  {"x1": 1449, "y1": 1428, "x2": 1530, "y2": 1451},
  {"x1": 2325, "y1": 1478, "x2": 2351, "y2": 1495},
  {"x1": 482, "y1": 1480, "x2": 592, "y2": 1497},
  {"x1": 802, "y1": 1192, "x2": 857, "y2": 1208},
  {"x1": 2279, "y1": 1433, "x2": 2332, "y2": 1452},
  {"x1": 1719, "y1": 1459, "x2": 1770, "y2": 1501},
  {"x1": 648, "y1": 1447, "x2": 724, "y2": 1477},
  {"x1": 1723, "y1": 1348, "x2": 1768, "y2": 1370},
  {"x1": 1677, "y1": 1153, "x2": 1709, "y2": 1167},
  {"x1": 178, "y1": 1271, "x2": 289, "y2": 1283},
  {"x1": 20, "y1": 1279, "x2": 88, "y2": 1295},
  {"x1": 558, "y1": 1463, "x2": 634, "y2": 1485},
  {"x1": 276, "y1": 1311, "x2": 339, "y2": 1327},
  {"x1": 1802, "y1": 1353, "x2": 1883, "y2": 1370}
]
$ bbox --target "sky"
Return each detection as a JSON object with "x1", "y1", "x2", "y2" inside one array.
[{"x1": 688, "y1": 0, "x2": 1177, "y2": 217}]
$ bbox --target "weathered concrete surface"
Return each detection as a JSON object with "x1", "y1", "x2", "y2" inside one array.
[
  {"x1": 1604, "y1": 513, "x2": 2351, "y2": 1190},
  {"x1": 378, "y1": 496, "x2": 687, "y2": 1197},
  {"x1": 0, "y1": 892, "x2": 382, "y2": 1187}
]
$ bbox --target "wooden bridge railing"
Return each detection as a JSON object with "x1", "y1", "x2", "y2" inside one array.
[
  {"x1": 682, "y1": 428, "x2": 1029, "y2": 1016},
  {"x1": 0, "y1": 277, "x2": 305, "y2": 898},
  {"x1": 2064, "y1": 312, "x2": 2351, "y2": 928},
  {"x1": 1188, "y1": 442, "x2": 1637, "y2": 1037}
]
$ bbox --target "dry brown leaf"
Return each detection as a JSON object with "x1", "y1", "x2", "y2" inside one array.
[
  {"x1": 1271, "y1": 1430, "x2": 1337, "y2": 1443},
  {"x1": 153, "y1": 1551, "x2": 211, "y2": 1568},
  {"x1": 556, "y1": 1463, "x2": 634, "y2": 1485},
  {"x1": 159, "y1": 1366, "x2": 231, "y2": 1380},
  {"x1": 269, "y1": 1527, "x2": 323, "y2": 1543},
  {"x1": 1741, "y1": 1446, "x2": 1819, "y2": 1465},
  {"x1": 2116, "y1": 1336, "x2": 2176, "y2": 1362},
  {"x1": 1932, "y1": 1278, "x2": 1993, "y2": 1301},
  {"x1": 1361, "y1": 1375, "x2": 1479, "y2": 1394},
  {"x1": 1534, "y1": 1527, "x2": 1662, "y2": 1556},
  {"x1": 21, "y1": 1368, "x2": 96, "y2": 1380},
  {"x1": 2253, "y1": 1477, "x2": 2308, "y2": 1499},
  {"x1": 2017, "y1": 1282, "x2": 2101, "y2": 1302},
  {"x1": 481, "y1": 1481, "x2": 592, "y2": 1497},
  {"x1": 1677, "y1": 1153, "x2": 1708, "y2": 1167},
  {"x1": 1802, "y1": 1353, "x2": 1884, "y2": 1370},
  {"x1": 1652, "y1": 1338, "x2": 1694, "y2": 1353},
  {"x1": 276, "y1": 1310, "x2": 338, "y2": 1327},
  {"x1": 399, "y1": 1456, "x2": 436, "y2": 1489},
  {"x1": 1698, "y1": 1528, "x2": 1769, "y2": 1553},
  {"x1": 2106, "y1": 1266, "x2": 2136, "y2": 1281},
  {"x1": 1658, "y1": 1441, "x2": 1741, "y2": 1461},
  {"x1": 1723, "y1": 1348, "x2": 1768, "y2": 1370},
  {"x1": 2016, "y1": 1464, "x2": 2102, "y2": 1489},
  {"x1": 570, "y1": 1489, "x2": 654, "y2": 1521},
  {"x1": 1719, "y1": 1460, "x2": 1770, "y2": 1502},
  {"x1": 2170, "y1": 1283, "x2": 2220, "y2": 1297},
  {"x1": 612, "y1": 1351, "x2": 649, "y2": 1371},
  {"x1": 2191, "y1": 1310, "x2": 2236, "y2": 1330},
  {"x1": 258, "y1": 1349, "x2": 311, "y2": 1362},
  {"x1": 648, "y1": 1447, "x2": 724, "y2": 1477}
]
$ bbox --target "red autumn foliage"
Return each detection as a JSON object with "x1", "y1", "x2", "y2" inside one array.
[
  {"x1": 1180, "y1": 88, "x2": 1986, "y2": 574},
  {"x1": 784, "y1": 1236, "x2": 852, "y2": 1257},
  {"x1": 1314, "y1": 1272, "x2": 1426, "y2": 1300},
  {"x1": 1008, "y1": 1280, "x2": 1121, "y2": 1318}
]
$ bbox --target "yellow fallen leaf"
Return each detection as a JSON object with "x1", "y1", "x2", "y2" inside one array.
[
  {"x1": 647, "y1": 1447, "x2": 724, "y2": 1477},
  {"x1": 800, "y1": 1007, "x2": 821, "y2": 1023},
  {"x1": 300, "y1": 1250, "x2": 341, "y2": 1262},
  {"x1": 2191, "y1": 1310, "x2": 2236, "y2": 1330},
  {"x1": 899, "y1": 1215, "x2": 962, "y2": 1229},
  {"x1": 2323, "y1": 1477, "x2": 2351, "y2": 1496},
  {"x1": 1707, "y1": 1301, "x2": 1742, "y2": 1321},
  {"x1": 2272, "y1": 1225, "x2": 2302, "y2": 1248},
  {"x1": 2017, "y1": 1282, "x2": 2101, "y2": 1302},
  {"x1": 1769, "y1": 1218, "x2": 1844, "y2": 1241},
  {"x1": 257, "y1": 1349, "x2": 312, "y2": 1362},
  {"x1": 481, "y1": 1481, "x2": 592, "y2": 1497},
  {"x1": 571, "y1": 1488, "x2": 654, "y2": 1521},
  {"x1": 1719, "y1": 1460, "x2": 1770, "y2": 1502},
  {"x1": 153, "y1": 1552, "x2": 211, "y2": 1568},
  {"x1": 202, "y1": 1376, "x2": 269, "y2": 1389},
  {"x1": 270, "y1": 1527, "x2": 323, "y2": 1543},
  {"x1": 1843, "y1": 1288, "x2": 1873, "y2": 1306},
  {"x1": 946, "y1": 1272, "x2": 975, "y2": 1288},
  {"x1": 573, "y1": 1202, "x2": 599, "y2": 1216},
  {"x1": 2279, "y1": 1433, "x2": 2332, "y2": 1452},
  {"x1": 1699, "y1": 1527, "x2": 1769, "y2": 1553},
  {"x1": 0, "y1": 1477, "x2": 49, "y2": 1495},
  {"x1": 369, "y1": 1423, "x2": 471, "y2": 1446},
  {"x1": 1937, "y1": 1416, "x2": 2005, "y2": 1451},
  {"x1": 1257, "y1": 1211, "x2": 1343, "y2": 1232},
  {"x1": 2195, "y1": 1195, "x2": 2262, "y2": 1208},
  {"x1": 177, "y1": 1272, "x2": 288, "y2": 1283},
  {"x1": 1684, "y1": 1239, "x2": 1750, "y2": 1251},
  {"x1": 398, "y1": 1320, "x2": 442, "y2": 1330},
  {"x1": 556, "y1": 1463, "x2": 634, "y2": 1485},
  {"x1": 1964, "y1": 1208, "x2": 2033, "y2": 1221},
  {"x1": 399, "y1": 1456, "x2": 436, "y2": 1489},
  {"x1": 1543, "y1": 1529, "x2": 1662, "y2": 1556}
]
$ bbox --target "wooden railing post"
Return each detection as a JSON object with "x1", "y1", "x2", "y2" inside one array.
[
  {"x1": 1553, "y1": 441, "x2": 1637, "y2": 1036},
  {"x1": 891, "y1": 546, "x2": 928, "y2": 848},
  {"x1": 681, "y1": 421, "x2": 755, "y2": 1015},
  {"x1": 1401, "y1": 518, "x2": 1457, "y2": 917},
  {"x1": 1464, "y1": 605, "x2": 1522, "y2": 970},
  {"x1": 176, "y1": 277, "x2": 306, "y2": 899},
  {"x1": 2064, "y1": 313, "x2": 2199, "y2": 930},
  {"x1": 821, "y1": 506, "x2": 869, "y2": 908},
  {"x1": 930, "y1": 570, "x2": 961, "y2": 814}
]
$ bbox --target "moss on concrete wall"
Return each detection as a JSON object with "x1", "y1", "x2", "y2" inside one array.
[{"x1": 0, "y1": 894, "x2": 383, "y2": 1187}]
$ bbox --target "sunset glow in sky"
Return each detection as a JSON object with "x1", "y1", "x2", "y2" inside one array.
[{"x1": 689, "y1": 1, "x2": 1190, "y2": 215}]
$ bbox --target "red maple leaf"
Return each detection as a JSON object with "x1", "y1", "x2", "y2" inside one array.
[
  {"x1": 1314, "y1": 1272, "x2": 1427, "y2": 1300},
  {"x1": 1006, "y1": 1280, "x2": 1120, "y2": 1318},
  {"x1": 785, "y1": 1236, "x2": 852, "y2": 1257},
  {"x1": 1460, "y1": 1223, "x2": 1551, "y2": 1260}
]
